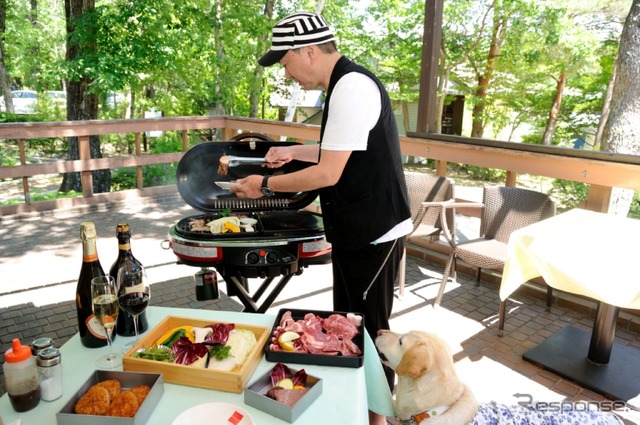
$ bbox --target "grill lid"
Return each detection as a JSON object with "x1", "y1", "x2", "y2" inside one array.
[{"x1": 177, "y1": 136, "x2": 318, "y2": 213}]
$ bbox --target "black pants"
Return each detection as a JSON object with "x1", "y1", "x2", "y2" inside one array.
[{"x1": 332, "y1": 237, "x2": 405, "y2": 391}]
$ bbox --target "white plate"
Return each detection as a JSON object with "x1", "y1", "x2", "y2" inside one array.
[
  {"x1": 215, "y1": 181, "x2": 238, "y2": 190},
  {"x1": 171, "y1": 402, "x2": 254, "y2": 425}
]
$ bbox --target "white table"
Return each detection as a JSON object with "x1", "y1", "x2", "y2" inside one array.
[
  {"x1": 500, "y1": 208, "x2": 640, "y2": 407},
  {"x1": 1, "y1": 306, "x2": 394, "y2": 424}
]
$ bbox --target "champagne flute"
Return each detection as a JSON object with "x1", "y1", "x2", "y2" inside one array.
[
  {"x1": 91, "y1": 275, "x2": 121, "y2": 369},
  {"x1": 117, "y1": 265, "x2": 151, "y2": 351}
]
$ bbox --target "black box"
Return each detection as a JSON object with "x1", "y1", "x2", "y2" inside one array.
[{"x1": 264, "y1": 309, "x2": 364, "y2": 368}]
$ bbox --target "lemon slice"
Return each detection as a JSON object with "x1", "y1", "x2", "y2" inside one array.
[
  {"x1": 277, "y1": 331, "x2": 300, "y2": 352},
  {"x1": 275, "y1": 378, "x2": 294, "y2": 389}
]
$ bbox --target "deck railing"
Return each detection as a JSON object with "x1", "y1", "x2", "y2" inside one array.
[{"x1": 2, "y1": 115, "x2": 640, "y2": 217}]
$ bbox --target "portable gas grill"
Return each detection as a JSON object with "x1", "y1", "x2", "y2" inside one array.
[{"x1": 165, "y1": 134, "x2": 331, "y2": 313}]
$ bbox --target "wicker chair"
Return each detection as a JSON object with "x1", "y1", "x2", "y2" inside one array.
[
  {"x1": 398, "y1": 172, "x2": 455, "y2": 298},
  {"x1": 434, "y1": 186, "x2": 556, "y2": 332}
]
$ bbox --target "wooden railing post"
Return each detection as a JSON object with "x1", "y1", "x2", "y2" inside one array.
[
  {"x1": 435, "y1": 159, "x2": 447, "y2": 177},
  {"x1": 79, "y1": 135, "x2": 93, "y2": 198},
  {"x1": 582, "y1": 184, "x2": 613, "y2": 213},
  {"x1": 18, "y1": 139, "x2": 31, "y2": 205},
  {"x1": 135, "y1": 132, "x2": 143, "y2": 189},
  {"x1": 181, "y1": 130, "x2": 188, "y2": 151}
]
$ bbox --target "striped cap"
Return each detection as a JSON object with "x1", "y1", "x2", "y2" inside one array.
[{"x1": 259, "y1": 12, "x2": 335, "y2": 67}]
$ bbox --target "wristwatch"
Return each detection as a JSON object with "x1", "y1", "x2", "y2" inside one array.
[{"x1": 261, "y1": 175, "x2": 274, "y2": 197}]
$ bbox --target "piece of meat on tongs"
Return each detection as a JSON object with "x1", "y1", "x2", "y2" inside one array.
[{"x1": 217, "y1": 155, "x2": 272, "y2": 176}]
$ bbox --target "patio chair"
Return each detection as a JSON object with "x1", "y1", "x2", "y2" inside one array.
[
  {"x1": 397, "y1": 172, "x2": 455, "y2": 298},
  {"x1": 434, "y1": 186, "x2": 556, "y2": 332}
]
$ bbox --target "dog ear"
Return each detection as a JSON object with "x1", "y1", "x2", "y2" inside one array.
[{"x1": 395, "y1": 345, "x2": 432, "y2": 378}]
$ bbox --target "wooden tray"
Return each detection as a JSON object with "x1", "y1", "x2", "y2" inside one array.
[{"x1": 122, "y1": 315, "x2": 269, "y2": 393}]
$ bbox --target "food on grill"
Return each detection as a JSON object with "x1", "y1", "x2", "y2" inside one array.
[
  {"x1": 265, "y1": 363, "x2": 309, "y2": 407},
  {"x1": 269, "y1": 311, "x2": 362, "y2": 356},
  {"x1": 218, "y1": 155, "x2": 230, "y2": 175},
  {"x1": 187, "y1": 216, "x2": 256, "y2": 234},
  {"x1": 189, "y1": 218, "x2": 210, "y2": 232},
  {"x1": 73, "y1": 380, "x2": 151, "y2": 417}
]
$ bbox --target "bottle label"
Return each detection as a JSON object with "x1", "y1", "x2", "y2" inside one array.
[
  {"x1": 85, "y1": 314, "x2": 107, "y2": 339},
  {"x1": 118, "y1": 243, "x2": 131, "y2": 250},
  {"x1": 124, "y1": 283, "x2": 145, "y2": 294}
]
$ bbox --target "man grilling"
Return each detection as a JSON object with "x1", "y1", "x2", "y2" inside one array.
[{"x1": 231, "y1": 12, "x2": 411, "y2": 425}]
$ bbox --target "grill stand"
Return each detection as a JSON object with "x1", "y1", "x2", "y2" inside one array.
[
  {"x1": 223, "y1": 273, "x2": 296, "y2": 313},
  {"x1": 176, "y1": 258, "x2": 325, "y2": 314}
]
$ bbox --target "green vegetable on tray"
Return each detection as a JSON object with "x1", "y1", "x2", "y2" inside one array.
[
  {"x1": 132, "y1": 345, "x2": 175, "y2": 362},
  {"x1": 159, "y1": 328, "x2": 188, "y2": 348},
  {"x1": 209, "y1": 343, "x2": 232, "y2": 361}
]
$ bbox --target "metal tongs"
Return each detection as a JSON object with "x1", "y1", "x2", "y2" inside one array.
[
  {"x1": 218, "y1": 155, "x2": 281, "y2": 175},
  {"x1": 223, "y1": 155, "x2": 269, "y2": 167}
]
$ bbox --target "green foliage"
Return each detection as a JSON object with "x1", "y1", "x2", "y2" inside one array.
[
  {"x1": 110, "y1": 164, "x2": 177, "y2": 190},
  {"x1": 0, "y1": 190, "x2": 80, "y2": 206},
  {"x1": 109, "y1": 131, "x2": 198, "y2": 190},
  {"x1": 631, "y1": 191, "x2": 640, "y2": 219},
  {"x1": 452, "y1": 164, "x2": 507, "y2": 183},
  {"x1": 548, "y1": 179, "x2": 589, "y2": 209}
]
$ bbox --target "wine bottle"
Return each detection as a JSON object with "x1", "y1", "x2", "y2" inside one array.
[
  {"x1": 109, "y1": 222, "x2": 148, "y2": 336},
  {"x1": 76, "y1": 221, "x2": 112, "y2": 348}
]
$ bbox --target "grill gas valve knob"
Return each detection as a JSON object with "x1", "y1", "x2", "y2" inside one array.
[
  {"x1": 247, "y1": 252, "x2": 260, "y2": 264},
  {"x1": 266, "y1": 252, "x2": 278, "y2": 264}
]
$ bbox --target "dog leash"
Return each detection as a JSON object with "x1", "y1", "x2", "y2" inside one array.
[{"x1": 362, "y1": 238, "x2": 398, "y2": 300}]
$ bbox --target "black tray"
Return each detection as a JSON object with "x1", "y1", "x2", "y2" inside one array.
[{"x1": 264, "y1": 308, "x2": 364, "y2": 368}]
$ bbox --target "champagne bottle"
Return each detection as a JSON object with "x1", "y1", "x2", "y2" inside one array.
[
  {"x1": 76, "y1": 221, "x2": 112, "y2": 348},
  {"x1": 109, "y1": 223, "x2": 148, "y2": 336}
]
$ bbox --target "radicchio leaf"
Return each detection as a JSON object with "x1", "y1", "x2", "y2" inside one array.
[
  {"x1": 172, "y1": 336, "x2": 209, "y2": 365},
  {"x1": 269, "y1": 362, "x2": 308, "y2": 388},
  {"x1": 291, "y1": 369, "x2": 307, "y2": 387},
  {"x1": 270, "y1": 362, "x2": 291, "y2": 387},
  {"x1": 204, "y1": 323, "x2": 235, "y2": 345}
]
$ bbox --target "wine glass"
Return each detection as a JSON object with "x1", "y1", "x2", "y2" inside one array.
[
  {"x1": 117, "y1": 265, "x2": 151, "y2": 351},
  {"x1": 91, "y1": 275, "x2": 121, "y2": 369}
]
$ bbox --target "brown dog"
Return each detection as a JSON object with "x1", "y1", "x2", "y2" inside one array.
[{"x1": 375, "y1": 330, "x2": 478, "y2": 424}]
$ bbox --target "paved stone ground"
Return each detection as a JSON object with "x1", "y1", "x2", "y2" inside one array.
[{"x1": 1, "y1": 194, "x2": 639, "y2": 424}]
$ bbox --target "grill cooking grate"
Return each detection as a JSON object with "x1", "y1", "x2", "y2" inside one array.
[{"x1": 209, "y1": 198, "x2": 291, "y2": 210}]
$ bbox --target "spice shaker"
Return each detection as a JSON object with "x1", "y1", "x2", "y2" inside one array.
[
  {"x1": 31, "y1": 337, "x2": 54, "y2": 356},
  {"x1": 3, "y1": 338, "x2": 41, "y2": 412},
  {"x1": 37, "y1": 348, "x2": 63, "y2": 401}
]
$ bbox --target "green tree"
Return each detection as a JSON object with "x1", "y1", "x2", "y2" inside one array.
[
  {"x1": 60, "y1": 0, "x2": 109, "y2": 193},
  {"x1": 599, "y1": 0, "x2": 640, "y2": 215}
]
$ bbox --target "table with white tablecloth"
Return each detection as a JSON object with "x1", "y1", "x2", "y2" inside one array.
[
  {"x1": 500, "y1": 208, "x2": 640, "y2": 407},
  {"x1": 0, "y1": 306, "x2": 394, "y2": 424}
]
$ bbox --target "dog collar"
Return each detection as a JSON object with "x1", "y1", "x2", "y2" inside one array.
[{"x1": 398, "y1": 405, "x2": 450, "y2": 424}]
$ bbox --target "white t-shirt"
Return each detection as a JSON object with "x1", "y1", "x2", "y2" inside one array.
[
  {"x1": 320, "y1": 72, "x2": 412, "y2": 244},
  {"x1": 321, "y1": 73, "x2": 380, "y2": 151}
]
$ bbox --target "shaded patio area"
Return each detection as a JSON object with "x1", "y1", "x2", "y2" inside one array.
[{"x1": 1, "y1": 195, "x2": 639, "y2": 424}]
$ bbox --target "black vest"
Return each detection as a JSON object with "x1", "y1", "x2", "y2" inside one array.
[{"x1": 318, "y1": 56, "x2": 411, "y2": 250}]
